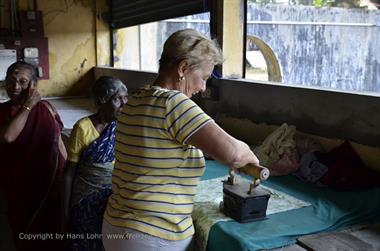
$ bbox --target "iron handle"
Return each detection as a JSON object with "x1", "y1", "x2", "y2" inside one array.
[{"x1": 239, "y1": 163, "x2": 270, "y2": 181}]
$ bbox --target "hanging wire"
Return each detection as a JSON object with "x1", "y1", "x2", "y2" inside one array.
[
  {"x1": 10, "y1": 0, "x2": 19, "y2": 35},
  {"x1": 10, "y1": 0, "x2": 14, "y2": 33}
]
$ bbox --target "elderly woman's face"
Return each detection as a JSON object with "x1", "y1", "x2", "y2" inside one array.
[
  {"x1": 5, "y1": 67, "x2": 34, "y2": 103},
  {"x1": 184, "y1": 63, "x2": 213, "y2": 98},
  {"x1": 103, "y1": 89, "x2": 128, "y2": 120}
]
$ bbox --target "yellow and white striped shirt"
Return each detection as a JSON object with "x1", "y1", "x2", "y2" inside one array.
[{"x1": 104, "y1": 86, "x2": 212, "y2": 240}]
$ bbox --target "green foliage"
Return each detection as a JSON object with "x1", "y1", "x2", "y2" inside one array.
[{"x1": 313, "y1": 0, "x2": 329, "y2": 7}]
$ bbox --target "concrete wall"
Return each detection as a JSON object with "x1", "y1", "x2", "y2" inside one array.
[
  {"x1": 94, "y1": 66, "x2": 157, "y2": 92},
  {"x1": 247, "y1": 4, "x2": 380, "y2": 92},
  {"x1": 92, "y1": 67, "x2": 380, "y2": 170},
  {"x1": 205, "y1": 78, "x2": 380, "y2": 171},
  {"x1": 93, "y1": 67, "x2": 380, "y2": 148},
  {"x1": 206, "y1": 79, "x2": 380, "y2": 147}
]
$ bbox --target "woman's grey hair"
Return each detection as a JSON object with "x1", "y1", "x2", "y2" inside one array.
[
  {"x1": 6, "y1": 61, "x2": 38, "y2": 82},
  {"x1": 159, "y1": 29, "x2": 223, "y2": 72},
  {"x1": 92, "y1": 76, "x2": 127, "y2": 106}
]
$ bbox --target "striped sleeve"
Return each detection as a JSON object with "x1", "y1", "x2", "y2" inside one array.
[{"x1": 165, "y1": 92, "x2": 212, "y2": 144}]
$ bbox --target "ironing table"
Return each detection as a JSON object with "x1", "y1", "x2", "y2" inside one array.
[{"x1": 195, "y1": 161, "x2": 380, "y2": 251}]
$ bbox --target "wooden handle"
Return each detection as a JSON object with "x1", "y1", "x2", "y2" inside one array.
[{"x1": 239, "y1": 163, "x2": 270, "y2": 181}]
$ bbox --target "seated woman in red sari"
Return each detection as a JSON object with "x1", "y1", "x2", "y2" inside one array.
[
  {"x1": 0, "y1": 61, "x2": 67, "y2": 251},
  {"x1": 62, "y1": 76, "x2": 128, "y2": 251}
]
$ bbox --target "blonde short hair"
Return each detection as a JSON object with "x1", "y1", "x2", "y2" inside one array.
[{"x1": 159, "y1": 29, "x2": 223, "y2": 72}]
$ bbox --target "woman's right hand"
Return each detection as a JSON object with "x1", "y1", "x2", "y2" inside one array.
[
  {"x1": 23, "y1": 82, "x2": 41, "y2": 109},
  {"x1": 0, "y1": 82, "x2": 42, "y2": 143},
  {"x1": 231, "y1": 140, "x2": 259, "y2": 170}
]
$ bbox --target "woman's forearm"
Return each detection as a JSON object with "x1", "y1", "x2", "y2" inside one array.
[
  {"x1": 0, "y1": 107, "x2": 31, "y2": 143},
  {"x1": 187, "y1": 121, "x2": 259, "y2": 169},
  {"x1": 62, "y1": 162, "x2": 76, "y2": 219}
]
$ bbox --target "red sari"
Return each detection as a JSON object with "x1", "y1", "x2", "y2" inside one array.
[{"x1": 0, "y1": 101, "x2": 66, "y2": 251}]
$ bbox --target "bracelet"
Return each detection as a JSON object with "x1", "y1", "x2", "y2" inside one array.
[{"x1": 22, "y1": 105, "x2": 31, "y2": 111}]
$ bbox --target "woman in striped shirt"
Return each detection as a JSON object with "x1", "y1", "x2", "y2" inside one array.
[{"x1": 102, "y1": 29, "x2": 259, "y2": 251}]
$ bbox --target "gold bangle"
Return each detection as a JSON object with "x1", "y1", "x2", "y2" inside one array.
[{"x1": 22, "y1": 105, "x2": 31, "y2": 111}]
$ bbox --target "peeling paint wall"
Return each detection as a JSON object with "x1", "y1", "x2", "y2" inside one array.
[
  {"x1": 247, "y1": 4, "x2": 380, "y2": 93},
  {"x1": 95, "y1": 0, "x2": 111, "y2": 67},
  {"x1": 38, "y1": 0, "x2": 94, "y2": 96},
  {"x1": 1, "y1": 0, "x2": 110, "y2": 98}
]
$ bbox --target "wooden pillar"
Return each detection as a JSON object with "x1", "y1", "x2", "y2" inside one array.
[{"x1": 210, "y1": 0, "x2": 245, "y2": 78}]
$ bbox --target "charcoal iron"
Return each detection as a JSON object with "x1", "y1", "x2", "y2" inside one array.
[{"x1": 221, "y1": 164, "x2": 271, "y2": 223}]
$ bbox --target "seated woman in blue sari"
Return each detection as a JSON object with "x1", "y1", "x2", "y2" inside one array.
[{"x1": 62, "y1": 76, "x2": 128, "y2": 251}]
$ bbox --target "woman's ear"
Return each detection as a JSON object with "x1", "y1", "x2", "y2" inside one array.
[{"x1": 177, "y1": 59, "x2": 189, "y2": 77}]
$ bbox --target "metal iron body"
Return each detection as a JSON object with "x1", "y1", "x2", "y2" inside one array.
[{"x1": 222, "y1": 164, "x2": 271, "y2": 223}]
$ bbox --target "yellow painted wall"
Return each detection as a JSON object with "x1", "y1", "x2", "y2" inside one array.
[
  {"x1": 16, "y1": 0, "x2": 110, "y2": 97},
  {"x1": 114, "y1": 27, "x2": 136, "y2": 69},
  {"x1": 95, "y1": 0, "x2": 111, "y2": 67}
]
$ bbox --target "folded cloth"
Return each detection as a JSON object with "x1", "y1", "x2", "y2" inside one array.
[
  {"x1": 253, "y1": 123, "x2": 298, "y2": 176},
  {"x1": 270, "y1": 148, "x2": 299, "y2": 176},
  {"x1": 293, "y1": 152, "x2": 329, "y2": 183},
  {"x1": 318, "y1": 141, "x2": 380, "y2": 190},
  {"x1": 294, "y1": 142, "x2": 380, "y2": 190}
]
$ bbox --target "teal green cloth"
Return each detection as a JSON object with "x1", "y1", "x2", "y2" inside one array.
[{"x1": 204, "y1": 161, "x2": 380, "y2": 251}]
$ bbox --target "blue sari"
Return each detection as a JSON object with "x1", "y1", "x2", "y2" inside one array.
[{"x1": 69, "y1": 121, "x2": 116, "y2": 251}]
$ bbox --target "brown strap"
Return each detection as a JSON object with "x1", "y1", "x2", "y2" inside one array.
[{"x1": 41, "y1": 100, "x2": 57, "y2": 118}]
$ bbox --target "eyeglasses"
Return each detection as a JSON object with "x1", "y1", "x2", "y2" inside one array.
[{"x1": 5, "y1": 78, "x2": 31, "y2": 88}]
